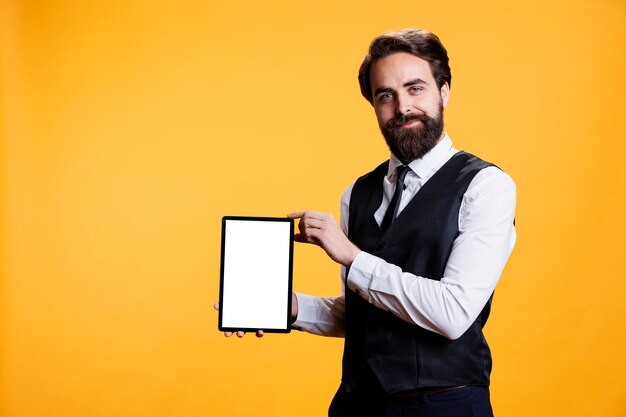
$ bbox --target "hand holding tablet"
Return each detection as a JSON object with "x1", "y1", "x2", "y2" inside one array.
[{"x1": 214, "y1": 296, "x2": 298, "y2": 338}]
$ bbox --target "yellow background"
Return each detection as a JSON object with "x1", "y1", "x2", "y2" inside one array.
[{"x1": 1, "y1": 0, "x2": 625, "y2": 416}]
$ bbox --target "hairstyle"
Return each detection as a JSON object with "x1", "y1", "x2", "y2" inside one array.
[{"x1": 358, "y1": 29, "x2": 451, "y2": 104}]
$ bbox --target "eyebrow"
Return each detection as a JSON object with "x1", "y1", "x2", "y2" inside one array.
[
  {"x1": 404, "y1": 78, "x2": 428, "y2": 87},
  {"x1": 374, "y1": 86, "x2": 394, "y2": 96},
  {"x1": 373, "y1": 78, "x2": 429, "y2": 97}
]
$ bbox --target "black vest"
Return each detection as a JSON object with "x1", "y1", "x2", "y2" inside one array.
[{"x1": 343, "y1": 151, "x2": 494, "y2": 394}]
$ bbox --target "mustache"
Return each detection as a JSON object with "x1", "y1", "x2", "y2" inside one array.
[{"x1": 386, "y1": 113, "x2": 430, "y2": 128}]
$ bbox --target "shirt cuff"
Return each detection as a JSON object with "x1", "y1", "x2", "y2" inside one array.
[
  {"x1": 346, "y1": 251, "x2": 382, "y2": 300},
  {"x1": 292, "y1": 292, "x2": 318, "y2": 330}
]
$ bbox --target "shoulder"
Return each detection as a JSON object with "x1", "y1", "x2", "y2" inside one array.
[
  {"x1": 464, "y1": 165, "x2": 517, "y2": 209},
  {"x1": 341, "y1": 182, "x2": 355, "y2": 209},
  {"x1": 344, "y1": 160, "x2": 389, "y2": 203},
  {"x1": 340, "y1": 160, "x2": 389, "y2": 228},
  {"x1": 470, "y1": 165, "x2": 516, "y2": 192}
]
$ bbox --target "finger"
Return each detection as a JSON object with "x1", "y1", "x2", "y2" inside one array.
[
  {"x1": 288, "y1": 211, "x2": 328, "y2": 220},
  {"x1": 224, "y1": 332, "x2": 233, "y2": 337},
  {"x1": 298, "y1": 218, "x2": 307, "y2": 234},
  {"x1": 287, "y1": 211, "x2": 306, "y2": 219},
  {"x1": 294, "y1": 231, "x2": 320, "y2": 245},
  {"x1": 302, "y1": 211, "x2": 333, "y2": 221},
  {"x1": 236, "y1": 331, "x2": 245, "y2": 338},
  {"x1": 297, "y1": 218, "x2": 326, "y2": 238},
  {"x1": 302, "y1": 218, "x2": 326, "y2": 229},
  {"x1": 256, "y1": 330, "x2": 264, "y2": 338},
  {"x1": 213, "y1": 302, "x2": 220, "y2": 311},
  {"x1": 301, "y1": 226, "x2": 323, "y2": 241}
]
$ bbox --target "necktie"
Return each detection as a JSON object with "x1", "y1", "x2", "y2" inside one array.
[{"x1": 381, "y1": 165, "x2": 410, "y2": 232}]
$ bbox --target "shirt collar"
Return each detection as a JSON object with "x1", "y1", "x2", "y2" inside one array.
[{"x1": 388, "y1": 132, "x2": 454, "y2": 179}]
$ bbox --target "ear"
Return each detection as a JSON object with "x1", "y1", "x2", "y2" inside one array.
[{"x1": 440, "y1": 82, "x2": 450, "y2": 108}]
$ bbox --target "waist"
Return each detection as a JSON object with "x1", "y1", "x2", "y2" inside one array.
[{"x1": 390, "y1": 385, "x2": 468, "y2": 398}]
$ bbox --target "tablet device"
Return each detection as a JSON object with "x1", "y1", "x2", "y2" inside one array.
[{"x1": 218, "y1": 216, "x2": 294, "y2": 333}]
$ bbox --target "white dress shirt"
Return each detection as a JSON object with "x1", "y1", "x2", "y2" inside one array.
[{"x1": 294, "y1": 133, "x2": 517, "y2": 340}]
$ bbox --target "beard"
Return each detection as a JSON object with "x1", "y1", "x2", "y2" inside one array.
[{"x1": 380, "y1": 104, "x2": 445, "y2": 164}]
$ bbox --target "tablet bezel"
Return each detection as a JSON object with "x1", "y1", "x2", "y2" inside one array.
[{"x1": 218, "y1": 216, "x2": 294, "y2": 333}]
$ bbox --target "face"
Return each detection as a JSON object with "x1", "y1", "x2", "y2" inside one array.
[{"x1": 369, "y1": 52, "x2": 450, "y2": 164}]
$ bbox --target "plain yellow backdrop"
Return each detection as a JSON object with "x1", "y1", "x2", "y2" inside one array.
[{"x1": 1, "y1": 0, "x2": 625, "y2": 416}]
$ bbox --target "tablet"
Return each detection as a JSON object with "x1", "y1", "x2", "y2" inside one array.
[{"x1": 218, "y1": 216, "x2": 294, "y2": 333}]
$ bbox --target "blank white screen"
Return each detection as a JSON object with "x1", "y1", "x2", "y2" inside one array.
[{"x1": 221, "y1": 220, "x2": 291, "y2": 329}]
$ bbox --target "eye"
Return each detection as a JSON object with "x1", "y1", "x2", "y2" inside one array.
[
  {"x1": 378, "y1": 93, "x2": 393, "y2": 103},
  {"x1": 409, "y1": 86, "x2": 424, "y2": 94}
]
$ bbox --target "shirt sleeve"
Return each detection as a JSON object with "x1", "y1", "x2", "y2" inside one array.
[
  {"x1": 292, "y1": 182, "x2": 355, "y2": 337},
  {"x1": 292, "y1": 293, "x2": 345, "y2": 337},
  {"x1": 346, "y1": 167, "x2": 517, "y2": 340}
]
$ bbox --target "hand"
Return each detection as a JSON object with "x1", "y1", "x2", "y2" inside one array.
[
  {"x1": 213, "y1": 294, "x2": 299, "y2": 338},
  {"x1": 213, "y1": 302, "x2": 265, "y2": 338},
  {"x1": 287, "y1": 211, "x2": 361, "y2": 267}
]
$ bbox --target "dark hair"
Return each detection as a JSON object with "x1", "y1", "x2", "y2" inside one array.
[{"x1": 358, "y1": 29, "x2": 451, "y2": 104}]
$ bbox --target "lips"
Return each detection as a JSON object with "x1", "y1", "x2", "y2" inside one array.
[
  {"x1": 402, "y1": 120, "x2": 419, "y2": 128},
  {"x1": 388, "y1": 114, "x2": 425, "y2": 129}
]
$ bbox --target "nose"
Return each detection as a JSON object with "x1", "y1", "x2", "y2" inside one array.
[{"x1": 395, "y1": 92, "x2": 412, "y2": 115}]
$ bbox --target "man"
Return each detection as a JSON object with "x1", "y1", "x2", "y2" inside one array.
[{"x1": 221, "y1": 29, "x2": 516, "y2": 416}]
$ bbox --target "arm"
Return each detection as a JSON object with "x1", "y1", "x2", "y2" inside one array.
[
  {"x1": 347, "y1": 167, "x2": 517, "y2": 339},
  {"x1": 292, "y1": 293, "x2": 346, "y2": 337},
  {"x1": 289, "y1": 184, "x2": 357, "y2": 337}
]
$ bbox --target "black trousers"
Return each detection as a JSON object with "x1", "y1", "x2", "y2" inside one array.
[{"x1": 328, "y1": 384, "x2": 494, "y2": 417}]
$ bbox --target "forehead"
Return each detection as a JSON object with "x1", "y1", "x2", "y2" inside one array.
[{"x1": 369, "y1": 52, "x2": 435, "y2": 90}]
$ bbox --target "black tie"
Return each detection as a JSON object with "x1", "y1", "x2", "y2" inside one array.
[{"x1": 381, "y1": 165, "x2": 410, "y2": 232}]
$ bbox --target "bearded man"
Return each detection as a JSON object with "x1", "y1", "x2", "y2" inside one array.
[
  {"x1": 219, "y1": 29, "x2": 516, "y2": 417},
  {"x1": 287, "y1": 29, "x2": 517, "y2": 417}
]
